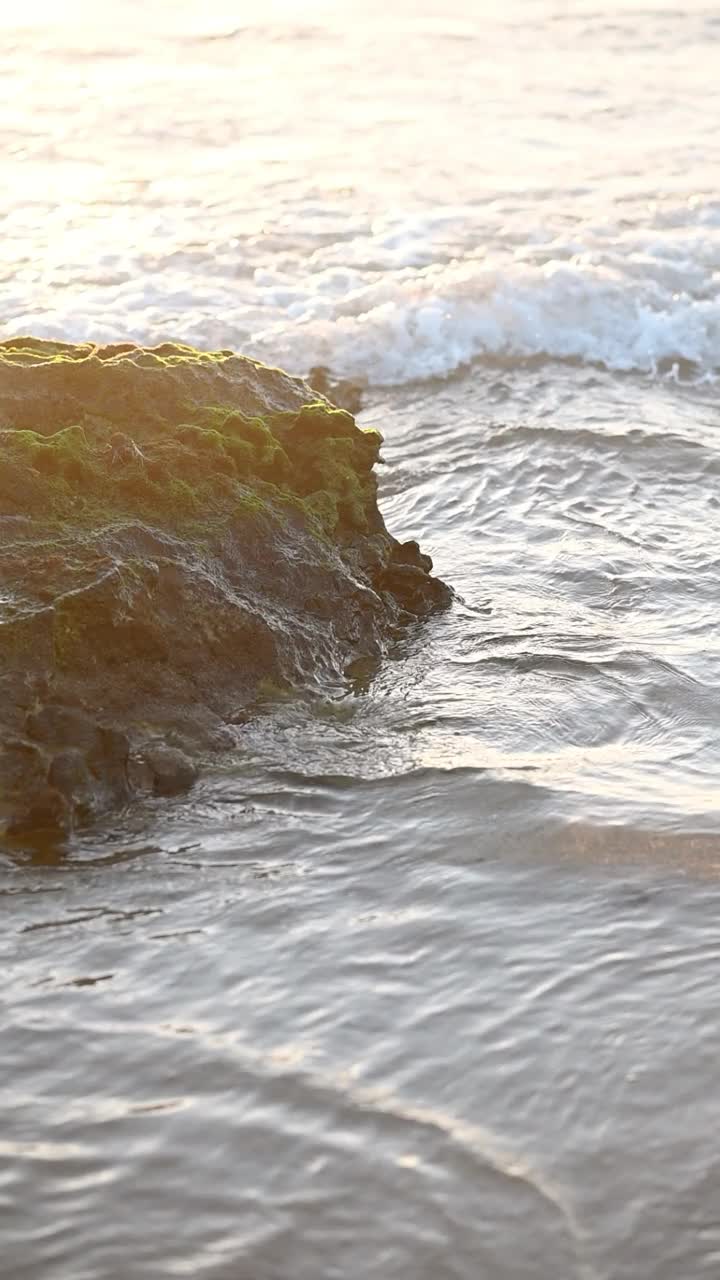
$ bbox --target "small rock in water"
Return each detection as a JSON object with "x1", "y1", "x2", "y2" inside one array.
[
  {"x1": 307, "y1": 366, "x2": 365, "y2": 414},
  {"x1": 136, "y1": 745, "x2": 199, "y2": 797}
]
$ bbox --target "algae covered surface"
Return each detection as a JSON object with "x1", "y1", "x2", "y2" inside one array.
[
  {"x1": 0, "y1": 337, "x2": 382, "y2": 537},
  {"x1": 0, "y1": 339, "x2": 450, "y2": 843}
]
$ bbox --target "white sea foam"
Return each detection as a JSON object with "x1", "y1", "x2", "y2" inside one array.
[
  {"x1": 2, "y1": 1, "x2": 720, "y2": 386},
  {"x1": 247, "y1": 249, "x2": 720, "y2": 384},
  {"x1": 6, "y1": 218, "x2": 718, "y2": 387}
]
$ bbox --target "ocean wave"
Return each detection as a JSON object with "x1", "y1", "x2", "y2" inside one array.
[
  {"x1": 4, "y1": 202, "x2": 720, "y2": 388},
  {"x1": 246, "y1": 252, "x2": 720, "y2": 386}
]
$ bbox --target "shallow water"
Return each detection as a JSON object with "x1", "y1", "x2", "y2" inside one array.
[{"x1": 4, "y1": 2, "x2": 720, "y2": 1277}]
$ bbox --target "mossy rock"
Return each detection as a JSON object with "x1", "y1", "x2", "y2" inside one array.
[
  {"x1": 0, "y1": 339, "x2": 450, "y2": 847},
  {"x1": 0, "y1": 341, "x2": 384, "y2": 538}
]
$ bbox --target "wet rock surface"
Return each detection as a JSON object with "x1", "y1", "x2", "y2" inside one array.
[{"x1": 0, "y1": 339, "x2": 451, "y2": 844}]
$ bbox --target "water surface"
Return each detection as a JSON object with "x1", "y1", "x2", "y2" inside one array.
[{"x1": 3, "y1": 3, "x2": 720, "y2": 1276}]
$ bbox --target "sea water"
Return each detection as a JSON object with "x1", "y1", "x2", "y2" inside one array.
[{"x1": 3, "y1": 3, "x2": 720, "y2": 1276}]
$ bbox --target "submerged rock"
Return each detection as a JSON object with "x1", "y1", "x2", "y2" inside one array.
[{"x1": 0, "y1": 339, "x2": 451, "y2": 843}]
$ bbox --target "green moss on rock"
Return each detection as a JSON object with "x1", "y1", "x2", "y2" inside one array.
[{"x1": 0, "y1": 340, "x2": 383, "y2": 539}]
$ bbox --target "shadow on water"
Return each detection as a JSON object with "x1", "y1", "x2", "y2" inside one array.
[{"x1": 1, "y1": 820, "x2": 163, "y2": 872}]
